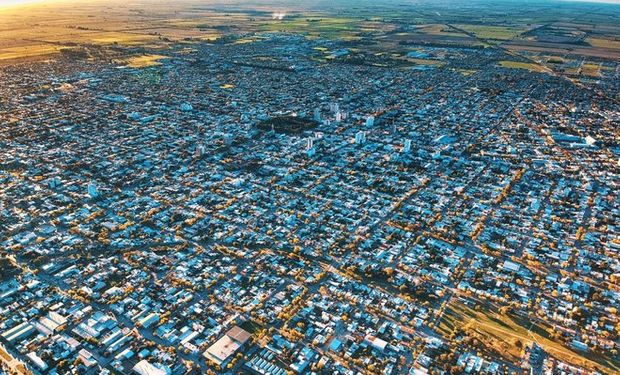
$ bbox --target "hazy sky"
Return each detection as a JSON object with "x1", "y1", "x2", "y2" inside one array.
[
  {"x1": 0, "y1": 0, "x2": 35, "y2": 5},
  {"x1": 0, "y1": 0, "x2": 43, "y2": 6},
  {"x1": 1, "y1": 0, "x2": 619, "y2": 7}
]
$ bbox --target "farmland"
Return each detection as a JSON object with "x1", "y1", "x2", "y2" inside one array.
[
  {"x1": 498, "y1": 60, "x2": 550, "y2": 73},
  {"x1": 121, "y1": 54, "x2": 169, "y2": 68},
  {"x1": 456, "y1": 24, "x2": 532, "y2": 40},
  {"x1": 0, "y1": 0, "x2": 618, "y2": 73}
]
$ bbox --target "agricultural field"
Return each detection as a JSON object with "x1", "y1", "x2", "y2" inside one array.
[
  {"x1": 580, "y1": 62, "x2": 602, "y2": 77},
  {"x1": 587, "y1": 37, "x2": 620, "y2": 50},
  {"x1": 0, "y1": 44, "x2": 61, "y2": 63},
  {"x1": 120, "y1": 54, "x2": 169, "y2": 68},
  {"x1": 258, "y1": 16, "x2": 370, "y2": 40},
  {"x1": 498, "y1": 60, "x2": 550, "y2": 73},
  {"x1": 456, "y1": 24, "x2": 533, "y2": 41},
  {"x1": 2, "y1": 0, "x2": 616, "y2": 68},
  {"x1": 0, "y1": 0, "x2": 268, "y2": 63},
  {"x1": 415, "y1": 24, "x2": 467, "y2": 37},
  {"x1": 402, "y1": 57, "x2": 445, "y2": 67}
]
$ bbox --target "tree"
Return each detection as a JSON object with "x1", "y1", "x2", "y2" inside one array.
[{"x1": 513, "y1": 338, "x2": 523, "y2": 350}]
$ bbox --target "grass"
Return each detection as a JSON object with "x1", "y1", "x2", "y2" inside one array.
[
  {"x1": 259, "y1": 16, "x2": 364, "y2": 39},
  {"x1": 416, "y1": 24, "x2": 465, "y2": 37},
  {"x1": 234, "y1": 37, "x2": 260, "y2": 44},
  {"x1": 498, "y1": 60, "x2": 549, "y2": 73},
  {"x1": 456, "y1": 24, "x2": 531, "y2": 40},
  {"x1": 405, "y1": 58, "x2": 445, "y2": 66},
  {"x1": 88, "y1": 32, "x2": 157, "y2": 46},
  {"x1": 121, "y1": 54, "x2": 168, "y2": 68},
  {"x1": 0, "y1": 45, "x2": 60, "y2": 61},
  {"x1": 587, "y1": 38, "x2": 620, "y2": 50},
  {"x1": 455, "y1": 68, "x2": 477, "y2": 76},
  {"x1": 438, "y1": 301, "x2": 620, "y2": 374},
  {"x1": 581, "y1": 63, "x2": 601, "y2": 77}
]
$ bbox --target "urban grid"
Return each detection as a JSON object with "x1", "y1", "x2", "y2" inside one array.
[{"x1": 0, "y1": 1, "x2": 619, "y2": 375}]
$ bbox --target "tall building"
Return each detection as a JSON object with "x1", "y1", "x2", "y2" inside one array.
[
  {"x1": 305, "y1": 138, "x2": 315, "y2": 156},
  {"x1": 87, "y1": 182, "x2": 98, "y2": 199},
  {"x1": 365, "y1": 116, "x2": 375, "y2": 127},
  {"x1": 48, "y1": 177, "x2": 61, "y2": 189},
  {"x1": 355, "y1": 131, "x2": 366, "y2": 144},
  {"x1": 403, "y1": 139, "x2": 412, "y2": 153},
  {"x1": 194, "y1": 144, "x2": 206, "y2": 158},
  {"x1": 313, "y1": 108, "x2": 321, "y2": 122},
  {"x1": 329, "y1": 102, "x2": 339, "y2": 113},
  {"x1": 223, "y1": 134, "x2": 233, "y2": 146},
  {"x1": 335, "y1": 111, "x2": 342, "y2": 122}
]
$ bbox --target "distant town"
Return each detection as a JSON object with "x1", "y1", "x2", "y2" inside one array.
[{"x1": 0, "y1": 1, "x2": 619, "y2": 375}]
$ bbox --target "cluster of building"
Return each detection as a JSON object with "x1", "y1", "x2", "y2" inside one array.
[{"x1": 0, "y1": 31, "x2": 618, "y2": 375}]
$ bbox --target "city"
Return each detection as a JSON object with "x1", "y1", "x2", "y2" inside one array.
[{"x1": 0, "y1": 0, "x2": 619, "y2": 374}]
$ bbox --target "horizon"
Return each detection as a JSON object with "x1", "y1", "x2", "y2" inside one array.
[{"x1": 2, "y1": 0, "x2": 620, "y2": 7}]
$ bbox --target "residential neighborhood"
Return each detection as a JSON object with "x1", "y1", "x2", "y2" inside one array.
[{"x1": 1, "y1": 1, "x2": 619, "y2": 374}]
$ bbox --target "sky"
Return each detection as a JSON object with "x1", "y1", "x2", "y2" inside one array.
[
  {"x1": 1, "y1": 0, "x2": 619, "y2": 7},
  {"x1": 1, "y1": 0, "x2": 34, "y2": 5},
  {"x1": 0, "y1": 0, "x2": 45, "y2": 6}
]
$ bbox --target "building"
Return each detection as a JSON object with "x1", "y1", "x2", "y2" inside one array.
[
  {"x1": 132, "y1": 359, "x2": 171, "y2": 375},
  {"x1": 355, "y1": 131, "x2": 366, "y2": 144},
  {"x1": 87, "y1": 182, "x2": 98, "y2": 199},
  {"x1": 137, "y1": 313, "x2": 160, "y2": 328},
  {"x1": 365, "y1": 116, "x2": 375, "y2": 127},
  {"x1": 403, "y1": 139, "x2": 412, "y2": 153},
  {"x1": 313, "y1": 108, "x2": 321, "y2": 122},
  {"x1": 335, "y1": 111, "x2": 342, "y2": 122},
  {"x1": 306, "y1": 138, "x2": 316, "y2": 156},
  {"x1": 204, "y1": 326, "x2": 251, "y2": 366},
  {"x1": 194, "y1": 144, "x2": 206, "y2": 158},
  {"x1": 1, "y1": 322, "x2": 35, "y2": 343},
  {"x1": 364, "y1": 335, "x2": 388, "y2": 352}
]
